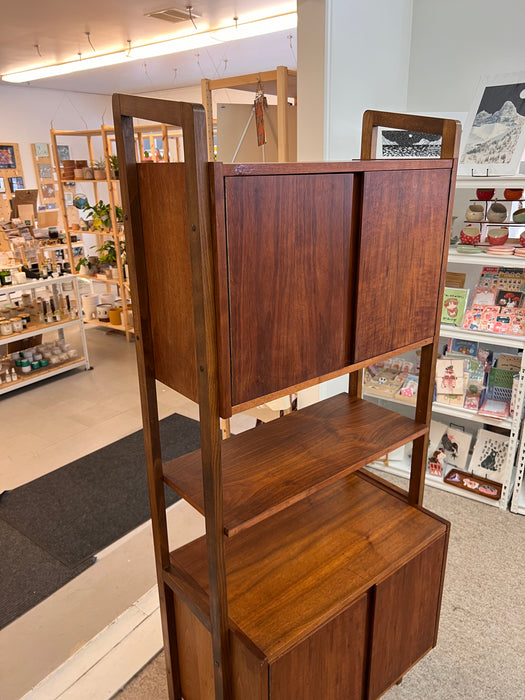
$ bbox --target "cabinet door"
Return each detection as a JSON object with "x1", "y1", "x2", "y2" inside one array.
[
  {"x1": 225, "y1": 173, "x2": 355, "y2": 406},
  {"x1": 353, "y1": 169, "x2": 451, "y2": 363},
  {"x1": 367, "y1": 534, "x2": 447, "y2": 698},
  {"x1": 270, "y1": 593, "x2": 369, "y2": 700}
]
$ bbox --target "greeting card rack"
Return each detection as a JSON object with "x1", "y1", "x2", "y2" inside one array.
[{"x1": 113, "y1": 94, "x2": 461, "y2": 700}]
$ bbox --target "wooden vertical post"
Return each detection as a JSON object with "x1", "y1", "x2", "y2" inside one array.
[
  {"x1": 276, "y1": 65, "x2": 289, "y2": 162},
  {"x1": 201, "y1": 78, "x2": 215, "y2": 160},
  {"x1": 112, "y1": 94, "x2": 231, "y2": 700}
]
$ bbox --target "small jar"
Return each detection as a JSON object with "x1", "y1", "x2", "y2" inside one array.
[
  {"x1": 11, "y1": 317, "x2": 23, "y2": 333},
  {"x1": 39, "y1": 358, "x2": 49, "y2": 367},
  {"x1": 31, "y1": 361, "x2": 40, "y2": 371},
  {"x1": 20, "y1": 314, "x2": 30, "y2": 329},
  {"x1": 0, "y1": 320, "x2": 13, "y2": 335},
  {"x1": 20, "y1": 359, "x2": 31, "y2": 374}
]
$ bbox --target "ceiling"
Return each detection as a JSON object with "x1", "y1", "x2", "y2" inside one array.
[{"x1": 1, "y1": 0, "x2": 297, "y2": 94}]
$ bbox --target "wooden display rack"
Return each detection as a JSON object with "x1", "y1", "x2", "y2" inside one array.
[
  {"x1": 49, "y1": 124, "x2": 183, "y2": 341},
  {"x1": 201, "y1": 66, "x2": 297, "y2": 162},
  {"x1": 113, "y1": 94, "x2": 460, "y2": 699}
]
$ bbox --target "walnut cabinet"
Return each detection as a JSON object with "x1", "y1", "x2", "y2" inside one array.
[{"x1": 113, "y1": 96, "x2": 461, "y2": 700}]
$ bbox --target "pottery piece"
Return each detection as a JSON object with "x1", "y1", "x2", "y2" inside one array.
[
  {"x1": 520, "y1": 231, "x2": 525, "y2": 247},
  {"x1": 94, "y1": 169, "x2": 106, "y2": 180},
  {"x1": 465, "y1": 204, "x2": 484, "y2": 222},
  {"x1": 487, "y1": 202, "x2": 507, "y2": 223},
  {"x1": 487, "y1": 227, "x2": 509, "y2": 245},
  {"x1": 459, "y1": 225, "x2": 481, "y2": 245},
  {"x1": 476, "y1": 188, "x2": 494, "y2": 200},
  {"x1": 513, "y1": 207, "x2": 525, "y2": 224},
  {"x1": 503, "y1": 188, "x2": 523, "y2": 200},
  {"x1": 74, "y1": 168, "x2": 84, "y2": 179}
]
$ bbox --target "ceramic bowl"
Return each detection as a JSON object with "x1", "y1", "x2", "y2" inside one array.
[
  {"x1": 520, "y1": 231, "x2": 525, "y2": 247},
  {"x1": 503, "y1": 188, "x2": 523, "y2": 200},
  {"x1": 513, "y1": 208, "x2": 525, "y2": 224},
  {"x1": 476, "y1": 188, "x2": 495, "y2": 200},
  {"x1": 465, "y1": 204, "x2": 484, "y2": 222},
  {"x1": 487, "y1": 227, "x2": 509, "y2": 245},
  {"x1": 459, "y1": 225, "x2": 481, "y2": 245},
  {"x1": 487, "y1": 202, "x2": 508, "y2": 223}
]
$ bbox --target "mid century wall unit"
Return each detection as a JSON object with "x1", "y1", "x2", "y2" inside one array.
[{"x1": 113, "y1": 94, "x2": 460, "y2": 700}]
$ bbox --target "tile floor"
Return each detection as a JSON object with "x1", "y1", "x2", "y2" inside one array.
[{"x1": 0, "y1": 325, "x2": 208, "y2": 700}]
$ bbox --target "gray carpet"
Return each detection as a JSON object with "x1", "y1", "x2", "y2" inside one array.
[
  {"x1": 0, "y1": 412, "x2": 200, "y2": 630},
  {"x1": 116, "y1": 477, "x2": 525, "y2": 700}
]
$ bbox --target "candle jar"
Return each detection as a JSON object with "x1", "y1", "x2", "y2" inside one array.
[
  {"x1": 11, "y1": 317, "x2": 23, "y2": 333},
  {"x1": 0, "y1": 320, "x2": 13, "y2": 335}
]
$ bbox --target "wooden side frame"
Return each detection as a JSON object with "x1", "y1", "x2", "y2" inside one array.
[
  {"x1": 360, "y1": 110, "x2": 461, "y2": 506},
  {"x1": 112, "y1": 94, "x2": 230, "y2": 700}
]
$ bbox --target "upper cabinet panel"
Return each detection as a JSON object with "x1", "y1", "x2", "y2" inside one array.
[
  {"x1": 353, "y1": 169, "x2": 451, "y2": 363},
  {"x1": 225, "y1": 173, "x2": 355, "y2": 407}
]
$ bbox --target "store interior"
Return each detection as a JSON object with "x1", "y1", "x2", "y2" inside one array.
[{"x1": 1, "y1": 1, "x2": 525, "y2": 699}]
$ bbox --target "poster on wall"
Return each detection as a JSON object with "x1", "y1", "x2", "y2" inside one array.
[
  {"x1": 0, "y1": 145, "x2": 16, "y2": 169},
  {"x1": 459, "y1": 72, "x2": 525, "y2": 176}
]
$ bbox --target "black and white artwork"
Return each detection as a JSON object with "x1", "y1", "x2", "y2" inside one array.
[
  {"x1": 469, "y1": 429, "x2": 509, "y2": 481},
  {"x1": 460, "y1": 73, "x2": 525, "y2": 175},
  {"x1": 381, "y1": 129, "x2": 442, "y2": 158},
  {"x1": 57, "y1": 144, "x2": 71, "y2": 163}
]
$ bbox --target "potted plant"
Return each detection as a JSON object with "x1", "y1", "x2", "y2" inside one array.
[
  {"x1": 93, "y1": 157, "x2": 106, "y2": 180},
  {"x1": 75, "y1": 256, "x2": 94, "y2": 276},
  {"x1": 82, "y1": 199, "x2": 112, "y2": 231},
  {"x1": 97, "y1": 238, "x2": 125, "y2": 278},
  {"x1": 109, "y1": 155, "x2": 119, "y2": 179}
]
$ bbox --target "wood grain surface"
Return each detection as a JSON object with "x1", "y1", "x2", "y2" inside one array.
[
  {"x1": 163, "y1": 393, "x2": 428, "y2": 535},
  {"x1": 354, "y1": 168, "x2": 451, "y2": 362},
  {"x1": 138, "y1": 162, "x2": 198, "y2": 401},
  {"x1": 225, "y1": 172, "x2": 355, "y2": 405},
  {"x1": 169, "y1": 471, "x2": 447, "y2": 661}
]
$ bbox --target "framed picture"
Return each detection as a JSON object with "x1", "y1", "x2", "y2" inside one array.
[
  {"x1": 38, "y1": 163, "x2": 52, "y2": 179},
  {"x1": 34, "y1": 142, "x2": 49, "y2": 158},
  {"x1": 0, "y1": 177, "x2": 4, "y2": 193},
  {"x1": 41, "y1": 183, "x2": 55, "y2": 198},
  {"x1": 8, "y1": 176, "x2": 24, "y2": 192},
  {"x1": 459, "y1": 72, "x2": 525, "y2": 176},
  {"x1": 0, "y1": 145, "x2": 16, "y2": 169},
  {"x1": 64, "y1": 192, "x2": 74, "y2": 206},
  {"x1": 469, "y1": 429, "x2": 509, "y2": 481},
  {"x1": 380, "y1": 129, "x2": 442, "y2": 159},
  {"x1": 57, "y1": 144, "x2": 71, "y2": 163}
]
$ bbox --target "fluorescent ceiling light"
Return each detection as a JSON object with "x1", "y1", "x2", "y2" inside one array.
[{"x1": 1, "y1": 12, "x2": 297, "y2": 83}]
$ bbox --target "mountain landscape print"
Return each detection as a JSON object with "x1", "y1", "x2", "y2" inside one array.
[{"x1": 460, "y1": 78, "x2": 525, "y2": 173}]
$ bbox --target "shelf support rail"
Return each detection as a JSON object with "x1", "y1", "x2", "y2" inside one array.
[
  {"x1": 112, "y1": 94, "x2": 230, "y2": 700},
  {"x1": 361, "y1": 110, "x2": 462, "y2": 507}
]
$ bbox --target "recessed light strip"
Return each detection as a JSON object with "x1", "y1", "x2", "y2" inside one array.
[{"x1": 2, "y1": 12, "x2": 297, "y2": 83}]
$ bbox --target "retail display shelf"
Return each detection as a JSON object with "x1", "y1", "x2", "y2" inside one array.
[
  {"x1": 0, "y1": 357, "x2": 89, "y2": 395},
  {"x1": 0, "y1": 318, "x2": 80, "y2": 346},
  {"x1": 440, "y1": 325, "x2": 525, "y2": 348},
  {"x1": 431, "y1": 401, "x2": 513, "y2": 429},
  {"x1": 448, "y1": 248, "x2": 525, "y2": 267},
  {"x1": 368, "y1": 460, "x2": 502, "y2": 508},
  {"x1": 0, "y1": 273, "x2": 77, "y2": 294},
  {"x1": 362, "y1": 390, "x2": 416, "y2": 408},
  {"x1": 83, "y1": 317, "x2": 130, "y2": 333},
  {"x1": 456, "y1": 176, "x2": 525, "y2": 189},
  {"x1": 78, "y1": 274, "x2": 123, "y2": 285}
]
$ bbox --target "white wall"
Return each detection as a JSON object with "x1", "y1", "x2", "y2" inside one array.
[
  {"x1": 324, "y1": 0, "x2": 413, "y2": 160},
  {"x1": 408, "y1": 0, "x2": 525, "y2": 114},
  {"x1": 297, "y1": 0, "x2": 326, "y2": 161},
  {"x1": 0, "y1": 84, "x2": 112, "y2": 191}
]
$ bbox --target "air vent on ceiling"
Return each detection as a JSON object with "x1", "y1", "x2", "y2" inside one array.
[{"x1": 145, "y1": 7, "x2": 201, "y2": 23}]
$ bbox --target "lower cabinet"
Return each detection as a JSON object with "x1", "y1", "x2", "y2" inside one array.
[{"x1": 173, "y1": 532, "x2": 447, "y2": 700}]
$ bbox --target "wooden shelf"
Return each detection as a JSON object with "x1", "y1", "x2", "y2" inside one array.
[
  {"x1": 167, "y1": 472, "x2": 446, "y2": 662},
  {"x1": 83, "y1": 317, "x2": 130, "y2": 333},
  {"x1": 0, "y1": 317, "x2": 81, "y2": 347},
  {"x1": 440, "y1": 324, "x2": 525, "y2": 348},
  {"x1": 0, "y1": 357, "x2": 88, "y2": 395},
  {"x1": 163, "y1": 394, "x2": 428, "y2": 536},
  {"x1": 432, "y1": 401, "x2": 513, "y2": 429}
]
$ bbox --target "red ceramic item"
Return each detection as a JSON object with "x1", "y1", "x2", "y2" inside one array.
[
  {"x1": 503, "y1": 188, "x2": 523, "y2": 200},
  {"x1": 459, "y1": 226, "x2": 481, "y2": 245},
  {"x1": 520, "y1": 231, "x2": 525, "y2": 247},
  {"x1": 487, "y1": 227, "x2": 509, "y2": 245},
  {"x1": 476, "y1": 188, "x2": 494, "y2": 200}
]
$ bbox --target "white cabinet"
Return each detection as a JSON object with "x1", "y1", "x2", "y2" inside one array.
[{"x1": 0, "y1": 274, "x2": 90, "y2": 394}]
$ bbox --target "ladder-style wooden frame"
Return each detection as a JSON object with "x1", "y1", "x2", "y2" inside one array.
[{"x1": 113, "y1": 94, "x2": 460, "y2": 700}]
